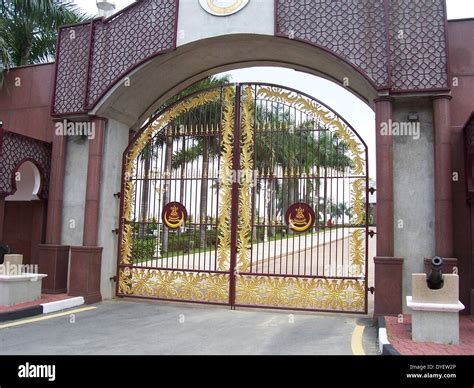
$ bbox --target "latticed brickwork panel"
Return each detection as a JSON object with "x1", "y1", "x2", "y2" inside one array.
[
  {"x1": 276, "y1": 0, "x2": 449, "y2": 91},
  {"x1": 389, "y1": 0, "x2": 448, "y2": 90},
  {"x1": 87, "y1": 0, "x2": 177, "y2": 107},
  {"x1": 52, "y1": 0, "x2": 449, "y2": 116},
  {"x1": 0, "y1": 132, "x2": 51, "y2": 199},
  {"x1": 276, "y1": 0, "x2": 390, "y2": 88},
  {"x1": 53, "y1": 0, "x2": 177, "y2": 115},
  {"x1": 53, "y1": 24, "x2": 91, "y2": 115}
]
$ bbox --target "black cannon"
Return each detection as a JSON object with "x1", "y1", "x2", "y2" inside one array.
[
  {"x1": 426, "y1": 256, "x2": 444, "y2": 290},
  {"x1": 0, "y1": 244, "x2": 10, "y2": 265}
]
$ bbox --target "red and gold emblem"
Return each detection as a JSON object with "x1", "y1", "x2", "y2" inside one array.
[
  {"x1": 162, "y1": 202, "x2": 187, "y2": 230},
  {"x1": 285, "y1": 203, "x2": 315, "y2": 233}
]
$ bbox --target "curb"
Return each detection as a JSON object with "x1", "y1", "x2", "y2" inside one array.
[
  {"x1": 0, "y1": 297, "x2": 85, "y2": 323},
  {"x1": 377, "y1": 316, "x2": 400, "y2": 355}
]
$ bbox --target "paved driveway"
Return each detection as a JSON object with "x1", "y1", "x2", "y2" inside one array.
[{"x1": 0, "y1": 300, "x2": 377, "y2": 355}]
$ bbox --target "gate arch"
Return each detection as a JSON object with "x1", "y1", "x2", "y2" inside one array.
[
  {"x1": 91, "y1": 34, "x2": 379, "y2": 127},
  {"x1": 117, "y1": 83, "x2": 368, "y2": 313}
]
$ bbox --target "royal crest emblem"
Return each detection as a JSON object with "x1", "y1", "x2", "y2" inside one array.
[
  {"x1": 162, "y1": 202, "x2": 187, "y2": 230},
  {"x1": 285, "y1": 203, "x2": 316, "y2": 233}
]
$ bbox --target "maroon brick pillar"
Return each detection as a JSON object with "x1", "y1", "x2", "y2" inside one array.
[
  {"x1": 38, "y1": 132, "x2": 70, "y2": 293},
  {"x1": 69, "y1": 118, "x2": 106, "y2": 304},
  {"x1": 374, "y1": 97, "x2": 403, "y2": 316},
  {"x1": 433, "y1": 96, "x2": 454, "y2": 257},
  {"x1": 374, "y1": 257, "x2": 404, "y2": 315},
  {"x1": 46, "y1": 132, "x2": 67, "y2": 245},
  {"x1": 82, "y1": 118, "x2": 105, "y2": 247},
  {"x1": 30, "y1": 201, "x2": 47, "y2": 265},
  {"x1": 69, "y1": 246, "x2": 103, "y2": 304},
  {"x1": 38, "y1": 245, "x2": 70, "y2": 294},
  {"x1": 0, "y1": 196, "x2": 5, "y2": 242},
  {"x1": 375, "y1": 97, "x2": 394, "y2": 257}
]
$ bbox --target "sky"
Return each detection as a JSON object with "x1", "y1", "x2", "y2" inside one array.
[{"x1": 74, "y1": 0, "x2": 474, "y2": 183}]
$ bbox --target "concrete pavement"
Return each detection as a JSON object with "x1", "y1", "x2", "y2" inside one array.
[{"x1": 0, "y1": 299, "x2": 377, "y2": 355}]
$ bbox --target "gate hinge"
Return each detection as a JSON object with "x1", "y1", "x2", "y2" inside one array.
[
  {"x1": 110, "y1": 275, "x2": 117, "y2": 282},
  {"x1": 368, "y1": 187, "x2": 376, "y2": 195},
  {"x1": 368, "y1": 286, "x2": 375, "y2": 294},
  {"x1": 114, "y1": 192, "x2": 121, "y2": 199},
  {"x1": 112, "y1": 228, "x2": 119, "y2": 234},
  {"x1": 368, "y1": 230, "x2": 376, "y2": 238}
]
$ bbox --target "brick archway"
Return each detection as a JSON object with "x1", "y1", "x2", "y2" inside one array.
[{"x1": 48, "y1": 0, "x2": 453, "y2": 313}]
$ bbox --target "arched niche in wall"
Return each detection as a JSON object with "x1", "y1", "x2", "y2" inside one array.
[{"x1": 5, "y1": 161, "x2": 43, "y2": 202}]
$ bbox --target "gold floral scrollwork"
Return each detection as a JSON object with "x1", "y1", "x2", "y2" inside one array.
[
  {"x1": 120, "y1": 178, "x2": 134, "y2": 265},
  {"x1": 217, "y1": 87, "x2": 235, "y2": 271},
  {"x1": 350, "y1": 228, "x2": 365, "y2": 276},
  {"x1": 291, "y1": 278, "x2": 319, "y2": 308},
  {"x1": 131, "y1": 268, "x2": 155, "y2": 296},
  {"x1": 351, "y1": 178, "x2": 365, "y2": 225},
  {"x1": 118, "y1": 267, "x2": 132, "y2": 295},
  {"x1": 321, "y1": 279, "x2": 351, "y2": 310},
  {"x1": 348, "y1": 279, "x2": 366, "y2": 311},
  {"x1": 332, "y1": 120, "x2": 365, "y2": 175},
  {"x1": 235, "y1": 275, "x2": 261, "y2": 305},
  {"x1": 236, "y1": 85, "x2": 254, "y2": 273},
  {"x1": 235, "y1": 275, "x2": 365, "y2": 312},
  {"x1": 122, "y1": 268, "x2": 230, "y2": 303},
  {"x1": 152, "y1": 271, "x2": 179, "y2": 299}
]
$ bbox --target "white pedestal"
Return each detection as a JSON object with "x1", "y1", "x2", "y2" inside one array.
[
  {"x1": 0, "y1": 273, "x2": 48, "y2": 307},
  {"x1": 407, "y1": 296, "x2": 464, "y2": 344},
  {"x1": 407, "y1": 273, "x2": 464, "y2": 345}
]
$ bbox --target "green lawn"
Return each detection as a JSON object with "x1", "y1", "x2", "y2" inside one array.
[{"x1": 131, "y1": 225, "x2": 346, "y2": 263}]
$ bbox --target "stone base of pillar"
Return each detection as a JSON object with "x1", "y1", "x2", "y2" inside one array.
[
  {"x1": 69, "y1": 246, "x2": 102, "y2": 304},
  {"x1": 38, "y1": 245, "x2": 70, "y2": 294},
  {"x1": 374, "y1": 256, "x2": 404, "y2": 316}
]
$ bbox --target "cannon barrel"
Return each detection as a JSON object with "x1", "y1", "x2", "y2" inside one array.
[
  {"x1": 0, "y1": 244, "x2": 10, "y2": 265},
  {"x1": 426, "y1": 256, "x2": 444, "y2": 290}
]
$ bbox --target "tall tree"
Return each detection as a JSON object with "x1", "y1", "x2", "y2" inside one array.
[
  {"x1": 0, "y1": 0, "x2": 87, "y2": 67},
  {"x1": 138, "y1": 143, "x2": 152, "y2": 237},
  {"x1": 0, "y1": 18, "x2": 10, "y2": 77},
  {"x1": 159, "y1": 75, "x2": 231, "y2": 249}
]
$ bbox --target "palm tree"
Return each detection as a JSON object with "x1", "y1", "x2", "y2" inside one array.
[
  {"x1": 138, "y1": 143, "x2": 152, "y2": 237},
  {"x1": 156, "y1": 75, "x2": 231, "y2": 249},
  {"x1": 328, "y1": 202, "x2": 352, "y2": 223},
  {"x1": 0, "y1": 1, "x2": 87, "y2": 67},
  {"x1": 0, "y1": 18, "x2": 11, "y2": 81},
  {"x1": 254, "y1": 105, "x2": 302, "y2": 237}
]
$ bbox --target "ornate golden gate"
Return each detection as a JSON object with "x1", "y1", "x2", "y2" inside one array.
[{"x1": 117, "y1": 83, "x2": 369, "y2": 313}]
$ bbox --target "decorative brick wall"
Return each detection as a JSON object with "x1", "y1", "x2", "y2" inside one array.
[{"x1": 52, "y1": 0, "x2": 449, "y2": 116}]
